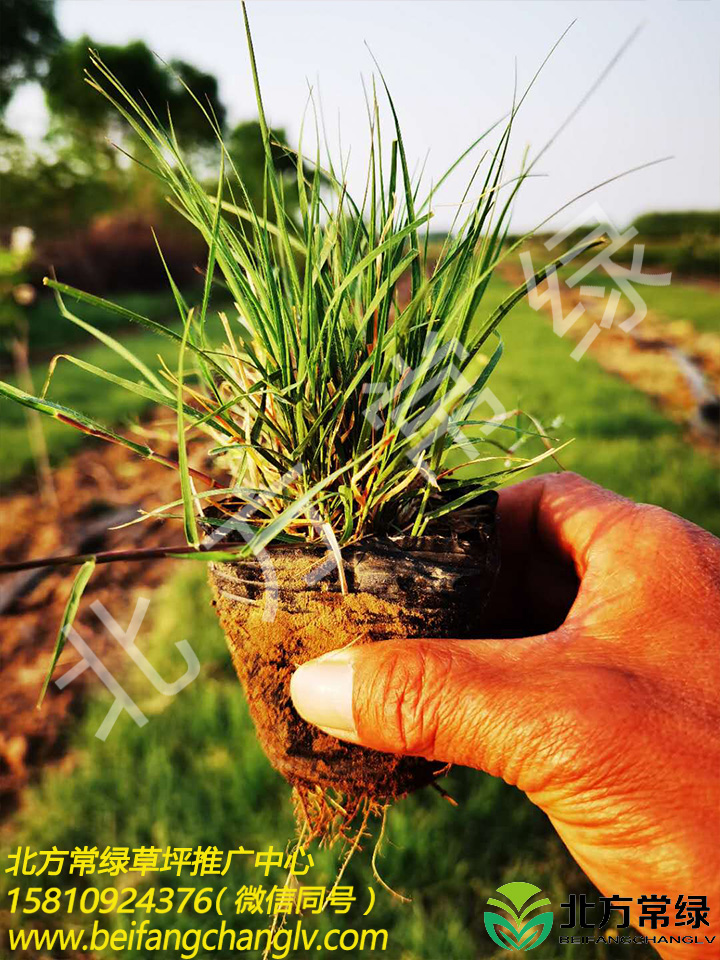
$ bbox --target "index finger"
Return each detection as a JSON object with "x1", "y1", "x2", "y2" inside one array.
[{"x1": 497, "y1": 471, "x2": 637, "y2": 576}]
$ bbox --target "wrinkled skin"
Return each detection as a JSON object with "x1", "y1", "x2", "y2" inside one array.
[{"x1": 294, "y1": 473, "x2": 720, "y2": 959}]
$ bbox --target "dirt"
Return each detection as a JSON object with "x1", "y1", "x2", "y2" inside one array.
[
  {"x1": 207, "y1": 518, "x2": 499, "y2": 812},
  {"x1": 499, "y1": 263, "x2": 720, "y2": 451},
  {"x1": 0, "y1": 415, "x2": 213, "y2": 817}
]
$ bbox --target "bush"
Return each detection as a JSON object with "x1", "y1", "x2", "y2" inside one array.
[
  {"x1": 612, "y1": 239, "x2": 719, "y2": 280},
  {"x1": 631, "y1": 210, "x2": 720, "y2": 239}
]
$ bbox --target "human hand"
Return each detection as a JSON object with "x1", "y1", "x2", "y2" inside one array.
[{"x1": 290, "y1": 472, "x2": 720, "y2": 959}]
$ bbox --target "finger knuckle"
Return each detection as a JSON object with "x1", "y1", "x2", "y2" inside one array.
[{"x1": 370, "y1": 643, "x2": 455, "y2": 757}]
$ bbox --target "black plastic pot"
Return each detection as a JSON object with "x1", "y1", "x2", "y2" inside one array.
[{"x1": 207, "y1": 491, "x2": 499, "y2": 800}]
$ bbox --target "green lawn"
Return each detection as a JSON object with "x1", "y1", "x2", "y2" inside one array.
[
  {"x1": 0, "y1": 288, "x2": 233, "y2": 490},
  {"x1": 0, "y1": 328, "x2": 181, "y2": 490},
  {"x1": 490, "y1": 284, "x2": 719, "y2": 535},
  {"x1": 1, "y1": 276, "x2": 717, "y2": 959},
  {"x1": 579, "y1": 270, "x2": 719, "y2": 335},
  {"x1": 0, "y1": 289, "x2": 197, "y2": 364},
  {"x1": 631, "y1": 277, "x2": 719, "y2": 335}
]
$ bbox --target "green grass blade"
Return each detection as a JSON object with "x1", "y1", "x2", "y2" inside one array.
[
  {"x1": 177, "y1": 308, "x2": 200, "y2": 547},
  {"x1": 37, "y1": 559, "x2": 96, "y2": 708}
]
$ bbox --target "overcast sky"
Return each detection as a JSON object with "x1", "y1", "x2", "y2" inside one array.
[{"x1": 7, "y1": 0, "x2": 720, "y2": 231}]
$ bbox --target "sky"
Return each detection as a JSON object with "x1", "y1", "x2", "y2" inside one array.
[{"x1": 7, "y1": 0, "x2": 720, "y2": 232}]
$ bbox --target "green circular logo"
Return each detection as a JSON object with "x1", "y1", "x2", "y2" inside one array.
[{"x1": 483, "y1": 881, "x2": 553, "y2": 951}]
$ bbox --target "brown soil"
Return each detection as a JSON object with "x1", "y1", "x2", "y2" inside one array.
[
  {"x1": 0, "y1": 414, "x2": 212, "y2": 817},
  {"x1": 500, "y1": 263, "x2": 720, "y2": 451},
  {"x1": 208, "y1": 516, "x2": 498, "y2": 808}
]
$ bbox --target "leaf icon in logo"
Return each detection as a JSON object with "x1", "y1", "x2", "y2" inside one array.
[{"x1": 483, "y1": 881, "x2": 553, "y2": 951}]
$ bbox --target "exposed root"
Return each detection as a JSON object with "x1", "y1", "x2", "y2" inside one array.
[
  {"x1": 431, "y1": 779, "x2": 458, "y2": 806},
  {"x1": 292, "y1": 785, "x2": 414, "y2": 906},
  {"x1": 262, "y1": 824, "x2": 308, "y2": 960},
  {"x1": 292, "y1": 783, "x2": 387, "y2": 849},
  {"x1": 371, "y1": 804, "x2": 411, "y2": 904},
  {"x1": 322, "y1": 803, "x2": 372, "y2": 910}
]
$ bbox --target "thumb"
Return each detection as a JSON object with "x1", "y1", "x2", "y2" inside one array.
[{"x1": 290, "y1": 633, "x2": 583, "y2": 778}]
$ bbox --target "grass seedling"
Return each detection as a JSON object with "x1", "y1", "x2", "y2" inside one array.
[{"x1": 0, "y1": 5, "x2": 615, "y2": 706}]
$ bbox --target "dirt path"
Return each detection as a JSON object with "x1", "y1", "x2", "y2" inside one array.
[
  {"x1": 0, "y1": 418, "x2": 214, "y2": 817},
  {"x1": 500, "y1": 264, "x2": 720, "y2": 452}
]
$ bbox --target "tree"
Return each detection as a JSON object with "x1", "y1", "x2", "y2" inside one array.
[
  {"x1": 0, "y1": 130, "x2": 129, "y2": 236},
  {"x1": 45, "y1": 37, "x2": 226, "y2": 152},
  {"x1": 0, "y1": 0, "x2": 61, "y2": 113},
  {"x1": 227, "y1": 121, "x2": 317, "y2": 223}
]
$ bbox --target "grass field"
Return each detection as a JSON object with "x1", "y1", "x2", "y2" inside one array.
[
  {"x1": 1, "y1": 275, "x2": 717, "y2": 959},
  {"x1": 0, "y1": 326, "x2": 181, "y2": 490},
  {"x1": 0, "y1": 289, "x2": 198, "y2": 364},
  {"x1": 579, "y1": 271, "x2": 719, "y2": 335},
  {"x1": 0, "y1": 289, "x2": 233, "y2": 489},
  {"x1": 484, "y1": 280, "x2": 719, "y2": 534},
  {"x1": 623, "y1": 277, "x2": 719, "y2": 335}
]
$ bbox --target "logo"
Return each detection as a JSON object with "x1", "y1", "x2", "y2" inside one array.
[{"x1": 484, "y1": 881, "x2": 553, "y2": 951}]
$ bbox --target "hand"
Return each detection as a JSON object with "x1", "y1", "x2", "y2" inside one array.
[{"x1": 290, "y1": 472, "x2": 720, "y2": 959}]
